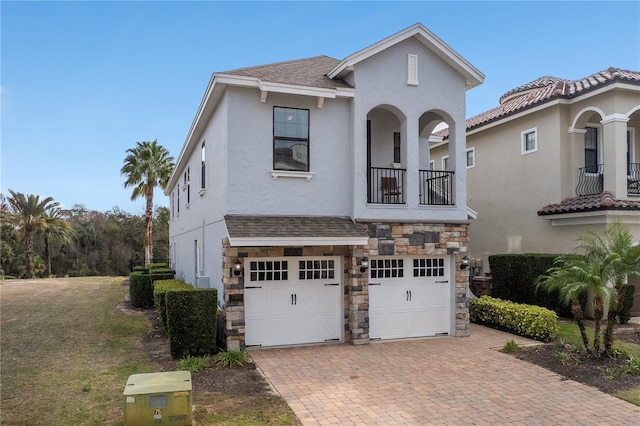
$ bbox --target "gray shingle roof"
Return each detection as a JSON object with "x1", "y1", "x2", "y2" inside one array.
[
  {"x1": 538, "y1": 192, "x2": 640, "y2": 216},
  {"x1": 225, "y1": 215, "x2": 368, "y2": 239},
  {"x1": 221, "y1": 55, "x2": 352, "y2": 90}
]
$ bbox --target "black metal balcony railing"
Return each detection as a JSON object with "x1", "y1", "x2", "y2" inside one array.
[
  {"x1": 368, "y1": 167, "x2": 406, "y2": 204},
  {"x1": 576, "y1": 164, "x2": 603, "y2": 196},
  {"x1": 629, "y1": 163, "x2": 640, "y2": 195},
  {"x1": 419, "y1": 170, "x2": 455, "y2": 205}
]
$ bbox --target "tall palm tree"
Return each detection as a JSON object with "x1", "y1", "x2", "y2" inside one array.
[
  {"x1": 5, "y1": 190, "x2": 59, "y2": 278},
  {"x1": 121, "y1": 140, "x2": 174, "y2": 266},
  {"x1": 39, "y1": 207, "x2": 75, "y2": 277}
]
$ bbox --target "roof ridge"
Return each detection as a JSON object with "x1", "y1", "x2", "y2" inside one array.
[{"x1": 219, "y1": 55, "x2": 339, "y2": 74}]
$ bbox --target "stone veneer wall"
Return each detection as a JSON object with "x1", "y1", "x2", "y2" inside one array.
[
  {"x1": 221, "y1": 222, "x2": 470, "y2": 350},
  {"x1": 221, "y1": 239, "x2": 361, "y2": 351},
  {"x1": 360, "y1": 222, "x2": 471, "y2": 337}
]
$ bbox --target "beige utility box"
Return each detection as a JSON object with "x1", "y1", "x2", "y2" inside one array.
[{"x1": 123, "y1": 371, "x2": 192, "y2": 426}]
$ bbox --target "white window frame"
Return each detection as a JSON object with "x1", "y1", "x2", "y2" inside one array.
[
  {"x1": 466, "y1": 147, "x2": 475, "y2": 169},
  {"x1": 429, "y1": 160, "x2": 435, "y2": 170},
  {"x1": 441, "y1": 155, "x2": 449, "y2": 171},
  {"x1": 521, "y1": 127, "x2": 537, "y2": 155}
]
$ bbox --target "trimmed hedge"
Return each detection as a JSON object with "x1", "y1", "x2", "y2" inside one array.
[
  {"x1": 469, "y1": 296, "x2": 559, "y2": 342},
  {"x1": 153, "y1": 279, "x2": 195, "y2": 327},
  {"x1": 166, "y1": 288, "x2": 218, "y2": 358},
  {"x1": 129, "y1": 269, "x2": 176, "y2": 308},
  {"x1": 488, "y1": 253, "x2": 579, "y2": 317}
]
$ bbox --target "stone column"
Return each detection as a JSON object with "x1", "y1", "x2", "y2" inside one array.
[{"x1": 348, "y1": 246, "x2": 370, "y2": 345}]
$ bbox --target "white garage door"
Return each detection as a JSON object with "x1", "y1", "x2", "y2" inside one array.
[
  {"x1": 244, "y1": 256, "x2": 342, "y2": 347},
  {"x1": 369, "y1": 256, "x2": 451, "y2": 340}
]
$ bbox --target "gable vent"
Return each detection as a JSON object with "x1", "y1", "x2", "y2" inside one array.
[{"x1": 407, "y1": 54, "x2": 419, "y2": 86}]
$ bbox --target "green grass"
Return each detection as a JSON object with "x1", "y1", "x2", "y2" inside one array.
[{"x1": 1, "y1": 277, "x2": 157, "y2": 425}]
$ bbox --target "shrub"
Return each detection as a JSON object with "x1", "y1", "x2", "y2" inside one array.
[
  {"x1": 166, "y1": 288, "x2": 217, "y2": 358},
  {"x1": 469, "y1": 296, "x2": 559, "y2": 342},
  {"x1": 503, "y1": 339, "x2": 520, "y2": 353},
  {"x1": 215, "y1": 350, "x2": 250, "y2": 367},
  {"x1": 618, "y1": 284, "x2": 635, "y2": 324},
  {"x1": 129, "y1": 269, "x2": 176, "y2": 308},
  {"x1": 148, "y1": 262, "x2": 169, "y2": 269},
  {"x1": 176, "y1": 355, "x2": 210, "y2": 373},
  {"x1": 153, "y1": 279, "x2": 194, "y2": 327},
  {"x1": 488, "y1": 253, "x2": 580, "y2": 317}
]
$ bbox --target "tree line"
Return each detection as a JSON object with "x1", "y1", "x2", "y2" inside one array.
[
  {"x1": 0, "y1": 192, "x2": 169, "y2": 278},
  {"x1": 0, "y1": 138, "x2": 175, "y2": 279}
]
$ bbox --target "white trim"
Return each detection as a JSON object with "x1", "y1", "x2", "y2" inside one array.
[
  {"x1": 601, "y1": 113, "x2": 630, "y2": 125},
  {"x1": 429, "y1": 160, "x2": 435, "y2": 170},
  {"x1": 541, "y1": 210, "x2": 640, "y2": 226},
  {"x1": 327, "y1": 23, "x2": 484, "y2": 89},
  {"x1": 228, "y1": 236, "x2": 369, "y2": 247},
  {"x1": 441, "y1": 155, "x2": 449, "y2": 171},
  {"x1": 467, "y1": 206, "x2": 478, "y2": 220},
  {"x1": 521, "y1": 127, "x2": 537, "y2": 155},
  {"x1": 466, "y1": 147, "x2": 475, "y2": 168},
  {"x1": 270, "y1": 170, "x2": 315, "y2": 181}
]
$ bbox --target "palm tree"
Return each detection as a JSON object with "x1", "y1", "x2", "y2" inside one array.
[
  {"x1": 39, "y1": 207, "x2": 75, "y2": 277},
  {"x1": 537, "y1": 253, "x2": 617, "y2": 356},
  {"x1": 5, "y1": 190, "x2": 59, "y2": 278},
  {"x1": 576, "y1": 222, "x2": 640, "y2": 354},
  {"x1": 121, "y1": 140, "x2": 174, "y2": 266}
]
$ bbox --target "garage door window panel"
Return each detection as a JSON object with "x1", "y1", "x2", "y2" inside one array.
[
  {"x1": 371, "y1": 259, "x2": 404, "y2": 278},
  {"x1": 249, "y1": 260, "x2": 288, "y2": 282},
  {"x1": 413, "y1": 258, "x2": 445, "y2": 277},
  {"x1": 299, "y1": 260, "x2": 335, "y2": 280}
]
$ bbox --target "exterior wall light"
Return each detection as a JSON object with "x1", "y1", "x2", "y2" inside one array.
[
  {"x1": 360, "y1": 258, "x2": 369, "y2": 273},
  {"x1": 233, "y1": 260, "x2": 243, "y2": 276},
  {"x1": 460, "y1": 256, "x2": 470, "y2": 270}
]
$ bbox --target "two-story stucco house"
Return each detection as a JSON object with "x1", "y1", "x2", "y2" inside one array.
[
  {"x1": 166, "y1": 23, "x2": 484, "y2": 350},
  {"x1": 430, "y1": 68, "x2": 640, "y2": 312}
]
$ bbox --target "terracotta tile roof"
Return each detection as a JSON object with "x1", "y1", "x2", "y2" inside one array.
[
  {"x1": 434, "y1": 67, "x2": 640, "y2": 138},
  {"x1": 468, "y1": 67, "x2": 640, "y2": 130},
  {"x1": 225, "y1": 215, "x2": 368, "y2": 239},
  {"x1": 221, "y1": 56, "x2": 352, "y2": 90},
  {"x1": 537, "y1": 192, "x2": 640, "y2": 216}
]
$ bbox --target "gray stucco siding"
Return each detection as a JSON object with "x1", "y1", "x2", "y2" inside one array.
[{"x1": 225, "y1": 88, "x2": 353, "y2": 217}]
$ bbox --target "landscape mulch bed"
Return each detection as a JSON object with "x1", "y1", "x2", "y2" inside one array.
[{"x1": 511, "y1": 323, "x2": 640, "y2": 395}]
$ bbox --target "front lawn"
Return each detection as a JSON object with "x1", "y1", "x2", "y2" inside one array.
[{"x1": 0, "y1": 277, "x2": 298, "y2": 425}]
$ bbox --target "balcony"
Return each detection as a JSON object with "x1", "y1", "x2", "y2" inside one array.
[
  {"x1": 419, "y1": 170, "x2": 454, "y2": 205},
  {"x1": 367, "y1": 167, "x2": 454, "y2": 205},
  {"x1": 576, "y1": 163, "x2": 640, "y2": 196},
  {"x1": 629, "y1": 163, "x2": 640, "y2": 195},
  {"x1": 576, "y1": 164, "x2": 603, "y2": 196}
]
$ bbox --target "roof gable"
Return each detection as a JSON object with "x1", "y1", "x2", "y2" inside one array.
[{"x1": 327, "y1": 23, "x2": 484, "y2": 90}]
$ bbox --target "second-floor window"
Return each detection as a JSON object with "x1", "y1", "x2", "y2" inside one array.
[
  {"x1": 273, "y1": 107, "x2": 309, "y2": 172},
  {"x1": 442, "y1": 155, "x2": 449, "y2": 171},
  {"x1": 466, "y1": 147, "x2": 475, "y2": 168},
  {"x1": 393, "y1": 132, "x2": 401, "y2": 163},
  {"x1": 201, "y1": 141, "x2": 206, "y2": 189},
  {"x1": 521, "y1": 128, "x2": 537, "y2": 155},
  {"x1": 585, "y1": 127, "x2": 599, "y2": 173}
]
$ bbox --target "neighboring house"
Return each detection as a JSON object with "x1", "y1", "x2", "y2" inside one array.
[
  {"x1": 430, "y1": 68, "x2": 640, "y2": 313},
  {"x1": 165, "y1": 23, "x2": 484, "y2": 350}
]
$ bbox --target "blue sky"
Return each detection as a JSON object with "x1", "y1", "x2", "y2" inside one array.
[{"x1": 2, "y1": 1, "x2": 639, "y2": 214}]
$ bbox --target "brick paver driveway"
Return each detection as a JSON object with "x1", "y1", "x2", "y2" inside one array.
[{"x1": 250, "y1": 324, "x2": 640, "y2": 425}]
